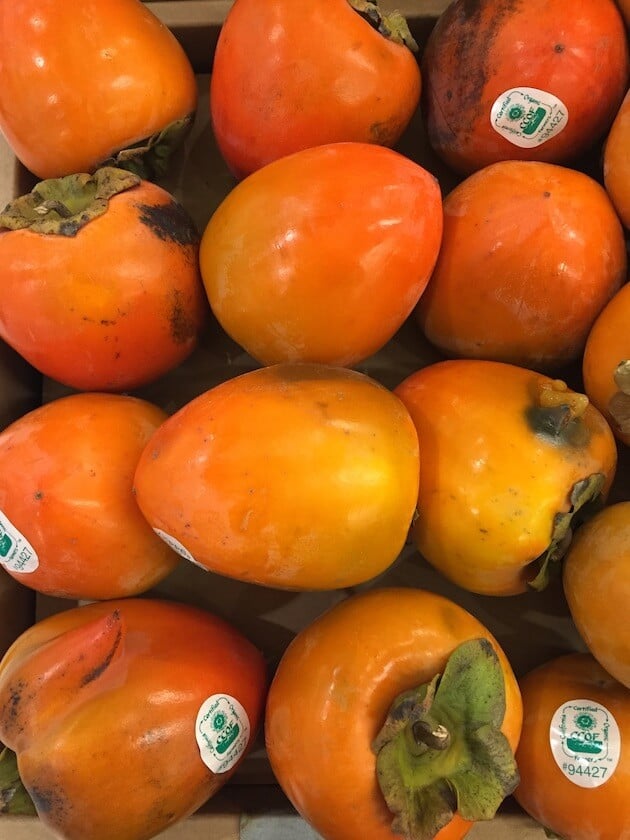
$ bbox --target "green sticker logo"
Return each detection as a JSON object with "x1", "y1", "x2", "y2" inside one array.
[{"x1": 0, "y1": 529, "x2": 13, "y2": 558}]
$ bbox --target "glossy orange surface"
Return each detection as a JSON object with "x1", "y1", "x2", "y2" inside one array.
[
  {"x1": 133, "y1": 364, "x2": 420, "y2": 590},
  {"x1": 416, "y1": 161, "x2": 627, "y2": 370},
  {"x1": 0, "y1": 0, "x2": 197, "y2": 178},
  {"x1": 514, "y1": 653, "x2": 630, "y2": 840},
  {"x1": 0, "y1": 392, "x2": 179, "y2": 600},
  {"x1": 210, "y1": 0, "x2": 421, "y2": 179},
  {"x1": 395, "y1": 359, "x2": 618, "y2": 596},
  {"x1": 583, "y1": 281, "x2": 630, "y2": 446},
  {"x1": 0, "y1": 598, "x2": 267, "y2": 840},
  {"x1": 265, "y1": 587, "x2": 523, "y2": 840},
  {"x1": 422, "y1": 0, "x2": 629, "y2": 174},
  {"x1": 563, "y1": 502, "x2": 630, "y2": 688},
  {"x1": 200, "y1": 143, "x2": 443, "y2": 367},
  {"x1": 604, "y1": 88, "x2": 630, "y2": 229},
  {"x1": 0, "y1": 178, "x2": 207, "y2": 391}
]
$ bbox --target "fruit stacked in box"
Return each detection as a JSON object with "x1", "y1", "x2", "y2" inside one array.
[{"x1": 0, "y1": 0, "x2": 628, "y2": 838}]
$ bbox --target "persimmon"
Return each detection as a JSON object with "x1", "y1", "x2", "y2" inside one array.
[
  {"x1": 133, "y1": 364, "x2": 420, "y2": 590},
  {"x1": 394, "y1": 359, "x2": 618, "y2": 596},
  {"x1": 0, "y1": 598, "x2": 267, "y2": 840},
  {"x1": 210, "y1": 0, "x2": 421, "y2": 179},
  {"x1": 583, "y1": 282, "x2": 630, "y2": 446},
  {"x1": 604, "y1": 88, "x2": 630, "y2": 229},
  {"x1": 422, "y1": 0, "x2": 629, "y2": 174},
  {"x1": 0, "y1": 0, "x2": 197, "y2": 179},
  {"x1": 0, "y1": 168, "x2": 207, "y2": 392},
  {"x1": 514, "y1": 653, "x2": 630, "y2": 840},
  {"x1": 200, "y1": 143, "x2": 443, "y2": 367},
  {"x1": 415, "y1": 161, "x2": 627, "y2": 370},
  {"x1": 0, "y1": 392, "x2": 180, "y2": 600},
  {"x1": 563, "y1": 502, "x2": 630, "y2": 688},
  {"x1": 265, "y1": 587, "x2": 523, "y2": 840}
]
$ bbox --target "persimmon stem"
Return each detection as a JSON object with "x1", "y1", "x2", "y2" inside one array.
[
  {"x1": 412, "y1": 720, "x2": 451, "y2": 751},
  {"x1": 538, "y1": 379, "x2": 589, "y2": 421},
  {"x1": 347, "y1": 0, "x2": 418, "y2": 50}
]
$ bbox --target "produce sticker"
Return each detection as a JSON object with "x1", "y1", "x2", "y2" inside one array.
[
  {"x1": 196, "y1": 694, "x2": 251, "y2": 774},
  {"x1": 549, "y1": 698, "x2": 621, "y2": 788},
  {"x1": 153, "y1": 527, "x2": 206, "y2": 570},
  {"x1": 0, "y1": 509, "x2": 38, "y2": 573},
  {"x1": 491, "y1": 87, "x2": 568, "y2": 148}
]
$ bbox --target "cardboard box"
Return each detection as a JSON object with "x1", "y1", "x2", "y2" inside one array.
[{"x1": 1, "y1": 1, "x2": 627, "y2": 837}]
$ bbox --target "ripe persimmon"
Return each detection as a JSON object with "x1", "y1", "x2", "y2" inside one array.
[
  {"x1": 422, "y1": 0, "x2": 629, "y2": 174},
  {"x1": 604, "y1": 89, "x2": 630, "y2": 229},
  {"x1": 563, "y1": 502, "x2": 630, "y2": 688},
  {"x1": 0, "y1": 0, "x2": 197, "y2": 179},
  {"x1": 582, "y1": 280, "x2": 630, "y2": 446},
  {"x1": 0, "y1": 392, "x2": 180, "y2": 600},
  {"x1": 416, "y1": 161, "x2": 627, "y2": 370}
]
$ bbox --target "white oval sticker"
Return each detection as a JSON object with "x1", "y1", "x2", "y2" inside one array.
[
  {"x1": 491, "y1": 87, "x2": 568, "y2": 148},
  {"x1": 196, "y1": 694, "x2": 251, "y2": 774},
  {"x1": 0, "y1": 510, "x2": 39, "y2": 573},
  {"x1": 153, "y1": 527, "x2": 206, "y2": 570},
  {"x1": 549, "y1": 698, "x2": 621, "y2": 788}
]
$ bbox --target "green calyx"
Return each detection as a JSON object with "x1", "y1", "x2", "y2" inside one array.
[
  {"x1": 348, "y1": 0, "x2": 419, "y2": 51},
  {"x1": 0, "y1": 167, "x2": 140, "y2": 237},
  {"x1": 528, "y1": 473, "x2": 605, "y2": 592},
  {"x1": 0, "y1": 747, "x2": 36, "y2": 816},
  {"x1": 372, "y1": 638, "x2": 518, "y2": 840},
  {"x1": 100, "y1": 113, "x2": 194, "y2": 181},
  {"x1": 608, "y1": 360, "x2": 630, "y2": 436}
]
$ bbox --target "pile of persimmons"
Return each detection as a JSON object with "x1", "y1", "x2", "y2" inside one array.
[{"x1": 0, "y1": 1, "x2": 629, "y2": 839}]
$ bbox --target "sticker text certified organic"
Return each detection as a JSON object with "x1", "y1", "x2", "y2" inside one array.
[
  {"x1": 491, "y1": 87, "x2": 568, "y2": 148},
  {"x1": 196, "y1": 694, "x2": 251, "y2": 774},
  {"x1": 549, "y1": 698, "x2": 621, "y2": 787}
]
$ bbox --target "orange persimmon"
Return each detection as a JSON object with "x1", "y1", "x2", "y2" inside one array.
[
  {"x1": 266, "y1": 587, "x2": 523, "y2": 840},
  {"x1": 415, "y1": 161, "x2": 627, "y2": 371},
  {"x1": 0, "y1": 0, "x2": 197, "y2": 179},
  {"x1": 583, "y1": 281, "x2": 630, "y2": 446},
  {"x1": 0, "y1": 598, "x2": 267, "y2": 840},
  {"x1": 0, "y1": 168, "x2": 207, "y2": 392},
  {"x1": 0, "y1": 392, "x2": 179, "y2": 600}
]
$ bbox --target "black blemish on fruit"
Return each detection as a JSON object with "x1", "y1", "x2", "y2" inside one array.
[
  {"x1": 169, "y1": 288, "x2": 196, "y2": 345},
  {"x1": 33, "y1": 490, "x2": 44, "y2": 501},
  {"x1": 554, "y1": 43, "x2": 564, "y2": 52},
  {"x1": 58, "y1": 220, "x2": 81, "y2": 237},
  {"x1": 426, "y1": 0, "x2": 522, "y2": 150},
  {"x1": 79, "y1": 616, "x2": 123, "y2": 687},
  {"x1": 543, "y1": 191, "x2": 551, "y2": 198},
  {"x1": 29, "y1": 783, "x2": 69, "y2": 819},
  {"x1": 136, "y1": 201, "x2": 199, "y2": 246}
]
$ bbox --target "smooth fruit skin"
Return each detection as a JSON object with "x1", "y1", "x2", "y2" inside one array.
[
  {"x1": 0, "y1": 393, "x2": 180, "y2": 600},
  {"x1": 422, "y1": 0, "x2": 630, "y2": 174},
  {"x1": 604, "y1": 89, "x2": 630, "y2": 229},
  {"x1": 265, "y1": 587, "x2": 522, "y2": 840},
  {"x1": 394, "y1": 360, "x2": 618, "y2": 596},
  {"x1": 514, "y1": 653, "x2": 630, "y2": 840},
  {"x1": 563, "y1": 502, "x2": 630, "y2": 688},
  {"x1": 583, "y1": 282, "x2": 630, "y2": 446},
  {"x1": 0, "y1": 598, "x2": 267, "y2": 840},
  {"x1": 133, "y1": 364, "x2": 420, "y2": 590},
  {"x1": 0, "y1": 179, "x2": 207, "y2": 392},
  {"x1": 0, "y1": 0, "x2": 197, "y2": 178},
  {"x1": 209, "y1": 0, "x2": 421, "y2": 179},
  {"x1": 200, "y1": 143, "x2": 443, "y2": 367},
  {"x1": 416, "y1": 161, "x2": 627, "y2": 370}
]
